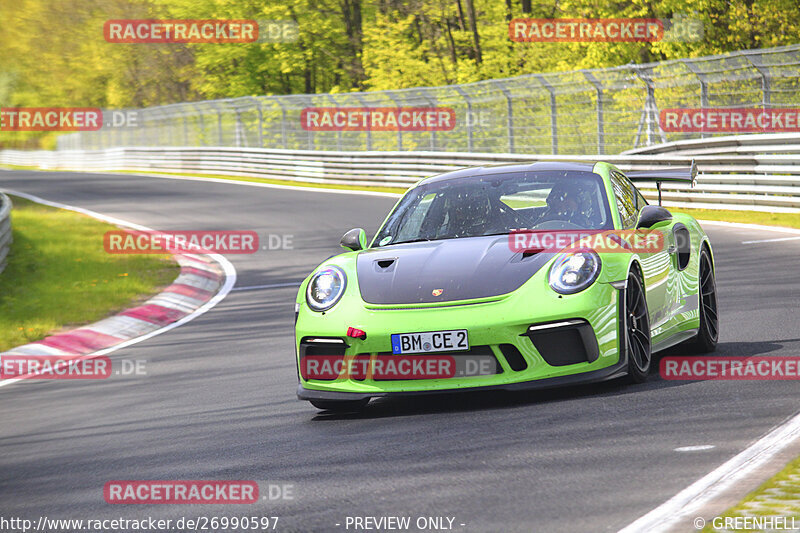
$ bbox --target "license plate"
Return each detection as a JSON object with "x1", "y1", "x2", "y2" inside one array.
[{"x1": 391, "y1": 329, "x2": 469, "y2": 354}]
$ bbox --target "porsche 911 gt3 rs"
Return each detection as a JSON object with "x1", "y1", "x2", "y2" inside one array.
[{"x1": 295, "y1": 161, "x2": 718, "y2": 411}]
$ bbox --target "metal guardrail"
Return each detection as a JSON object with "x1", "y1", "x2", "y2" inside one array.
[
  {"x1": 0, "y1": 193, "x2": 13, "y2": 275},
  {"x1": 56, "y1": 45, "x2": 800, "y2": 156},
  {"x1": 3, "y1": 131, "x2": 800, "y2": 213},
  {"x1": 624, "y1": 132, "x2": 800, "y2": 156}
]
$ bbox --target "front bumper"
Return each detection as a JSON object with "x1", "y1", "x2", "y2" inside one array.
[{"x1": 296, "y1": 280, "x2": 624, "y2": 399}]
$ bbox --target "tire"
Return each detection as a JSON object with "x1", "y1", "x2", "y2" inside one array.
[
  {"x1": 309, "y1": 399, "x2": 369, "y2": 412},
  {"x1": 686, "y1": 248, "x2": 719, "y2": 353},
  {"x1": 624, "y1": 269, "x2": 652, "y2": 383}
]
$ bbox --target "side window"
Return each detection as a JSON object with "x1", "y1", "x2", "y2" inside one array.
[
  {"x1": 629, "y1": 180, "x2": 648, "y2": 210},
  {"x1": 609, "y1": 171, "x2": 637, "y2": 229}
]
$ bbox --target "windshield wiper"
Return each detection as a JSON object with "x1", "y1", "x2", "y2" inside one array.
[
  {"x1": 479, "y1": 229, "x2": 526, "y2": 237},
  {"x1": 386, "y1": 237, "x2": 433, "y2": 245}
]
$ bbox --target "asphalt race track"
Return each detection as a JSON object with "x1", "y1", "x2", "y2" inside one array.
[{"x1": 1, "y1": 169, "x2": 799, "y2": 532}]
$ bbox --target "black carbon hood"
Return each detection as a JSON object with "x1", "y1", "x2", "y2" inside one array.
[{"x1": 356, "y1": 236, "x2": 553, "y2": 304}]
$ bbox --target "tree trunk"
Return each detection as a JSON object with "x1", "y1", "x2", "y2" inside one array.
[
  {"x1": 340, "y1": 0, "x2": 365, "y2": 89},
  {"x1": 463, "y1": 0, "x2": 482, "y2": 64},
  {"x1": 444, "y1": 20, "x2": 458, "y2": 64},
  {"x1": 455, "y1": 0, "x2": 466, "y2": 31}
]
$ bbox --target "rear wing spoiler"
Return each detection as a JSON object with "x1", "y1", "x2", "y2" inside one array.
[{"x1": 626, "y1": 159, "x2": 698, "y2": 205}]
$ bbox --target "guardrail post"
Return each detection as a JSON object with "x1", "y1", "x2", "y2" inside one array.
[
  {"x1": 353, "y1": 93, "x2": 372, "y2": 151},
  {"x1": 490, "y1": 80, "x2": 515, "y2": 153},
  {"x1": 165, "y1": 108, "x2": 175, "y2": 146},
  {"x1": 684, "y1": 60, "x2": 709, "y2": 139},
  {"x1": 299, "y1": 95, "x2": 314, "y2": 150},
  {"x1": 582, "y1": 71, "x2": 604, "y2": 155},
  {"x1": 492, "y1": 80, "x2": 514, "y2": 154},
  {"x1": 453, "y1": 86, "x2": 474, "y2": 152},
  {"x1": 191, "y1": 104, "x2": 206, "y2": 146},
  {"x1": 419, "y1": 88, "x2": 437, "y2": 151},
  {"x1": 633, "y1": 66, "x2": 666, "y2": 147},
  {"x1": 165, "y1": 105, "x2": 178, "y2": 147},
  {"x1": 746, "y1": 53, "x2": 772, "y2": 108},
  {"x1": 327, "y1": 94, "x2": 343, "y2": 151},
  {"x1": 139, "y1": 109, "x2": 147, "y2": 147},
  {"x1": 210, "y1": 101, "x2": 224, "y2": 146},
  {"x1": 534, "y1": 75, "x2": 556, "y2": 154},
  {"x1": 235, "y1": 109, "x2": 244, "y2": 147},
  {"x1": 179, "y1": 106, "x2": 189, "y2": 146},
  {"x1": 273, "y1": 97, "x2": 289, "y2": 149},
  {"x1": 251, "y1": 97, "x2": 264, "y2": 148},
  {"x1": 386, "y1": 91, "x2": 403, "y2": 150}
]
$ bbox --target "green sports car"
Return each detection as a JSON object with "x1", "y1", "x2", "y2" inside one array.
[{"x1": 295, "y1": 161, "x2": 718, "y2": 411}]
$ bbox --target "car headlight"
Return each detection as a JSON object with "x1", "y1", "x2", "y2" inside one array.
[
  {"x1": 548, "y1": 251, "x2": 601, "y2": 294},
  {"x1": 306, "y1": 266, "x2": 346, "y2": 311}
]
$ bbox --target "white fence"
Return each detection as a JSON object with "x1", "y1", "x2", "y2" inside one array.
[{"x1": 3, "y1": 132, "x2": 800, "y2": 213}]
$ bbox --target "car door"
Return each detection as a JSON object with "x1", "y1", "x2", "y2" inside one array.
[{"x1": 609, "y1": 171, "x2": 673, "y2": 330}]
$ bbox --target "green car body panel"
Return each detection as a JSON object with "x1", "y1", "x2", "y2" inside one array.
[{"x1": 295, "y1": 161, "x2": 712, "y2": 399}]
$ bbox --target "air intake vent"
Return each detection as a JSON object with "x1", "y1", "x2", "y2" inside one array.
[
  {"x1": 523, "y1": 320, "x2": 599, "y2": 366},
  {"x1": 499, "y1": 344, "x2": 528, "y2": 371}
]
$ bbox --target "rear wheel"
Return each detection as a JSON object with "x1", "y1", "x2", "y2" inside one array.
[
  {"x1": 686, "y1": 248, "x2": 718, "y2": 353},
  {"x1": 624, "y1": 269, "x2": 652, "y2": 383},
  {"x1": 309, "y1": 399, "x2": 369, "y2": 412}
]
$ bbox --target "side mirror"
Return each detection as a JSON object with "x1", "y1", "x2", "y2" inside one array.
[
  {"x1": 637, "y1": 205, "x2": 673, "y2": 229},
  {"x1": 340, "y1": 228, "x2": 367, "y2": 251}
]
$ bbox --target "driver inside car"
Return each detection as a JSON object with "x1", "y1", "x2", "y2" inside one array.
[{"x1": 537, "y1": 181, "x2": 602, "y2": 228}]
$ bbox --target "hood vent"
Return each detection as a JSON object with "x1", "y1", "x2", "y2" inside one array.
[{"x1": 357, "y1": 237, "x2": 554, "y2": 304}]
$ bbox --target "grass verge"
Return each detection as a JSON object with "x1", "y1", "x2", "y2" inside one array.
[
  {"x1": 703, "y1": 454, "x2": 800, "y2": 532},
  {"x1": 1, "y1": 165, "x2": 409, "y2": 195},
  {"x1": 112, "y1": 170, "x2": 410, "y2": 195},
  {"x1": 672, "y1": 207, "x2": 800, "y2": 230},
  {"x1": 0, "y1": 195, "x2": 179, "y2": 352}
]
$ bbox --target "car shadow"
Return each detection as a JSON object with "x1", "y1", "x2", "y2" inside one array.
[{"x1": 311, "y1": 339, "x2": 800, "y2": 421}]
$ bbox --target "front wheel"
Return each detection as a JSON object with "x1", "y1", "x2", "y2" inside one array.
[
  {"x1": 309, "y1": 399, "x2": 369, "y2": 412},
  {"x1": 624, "y1": 270, "x2": 652, "y2": 383},
  {"x1": 686, "y1": 248, "x2": 719, "y2": 353}
]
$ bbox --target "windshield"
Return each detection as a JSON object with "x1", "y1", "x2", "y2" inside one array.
[{"x1": 373, "y1": 170, "x2": 613, "y2": 247}]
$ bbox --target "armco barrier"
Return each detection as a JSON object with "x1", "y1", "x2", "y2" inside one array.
[
  {"x1": 0, "y1": 193, "x2": 13, "y2": 274},
  {"x1": 2, "y1": 132, "x2": 800, "y2": 213}
]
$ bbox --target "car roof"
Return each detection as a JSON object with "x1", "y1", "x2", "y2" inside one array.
[{"x1": 417, "y1": 161, "x2": 601, "y2": 186}]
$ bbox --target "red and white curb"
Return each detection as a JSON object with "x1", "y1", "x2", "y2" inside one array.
[
  {"x1": 1, "y1": 253, "x2": 223, "y2": 357},
  {"x1": 0, "y1": 190, "x2": 236, "y2": 386}
]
